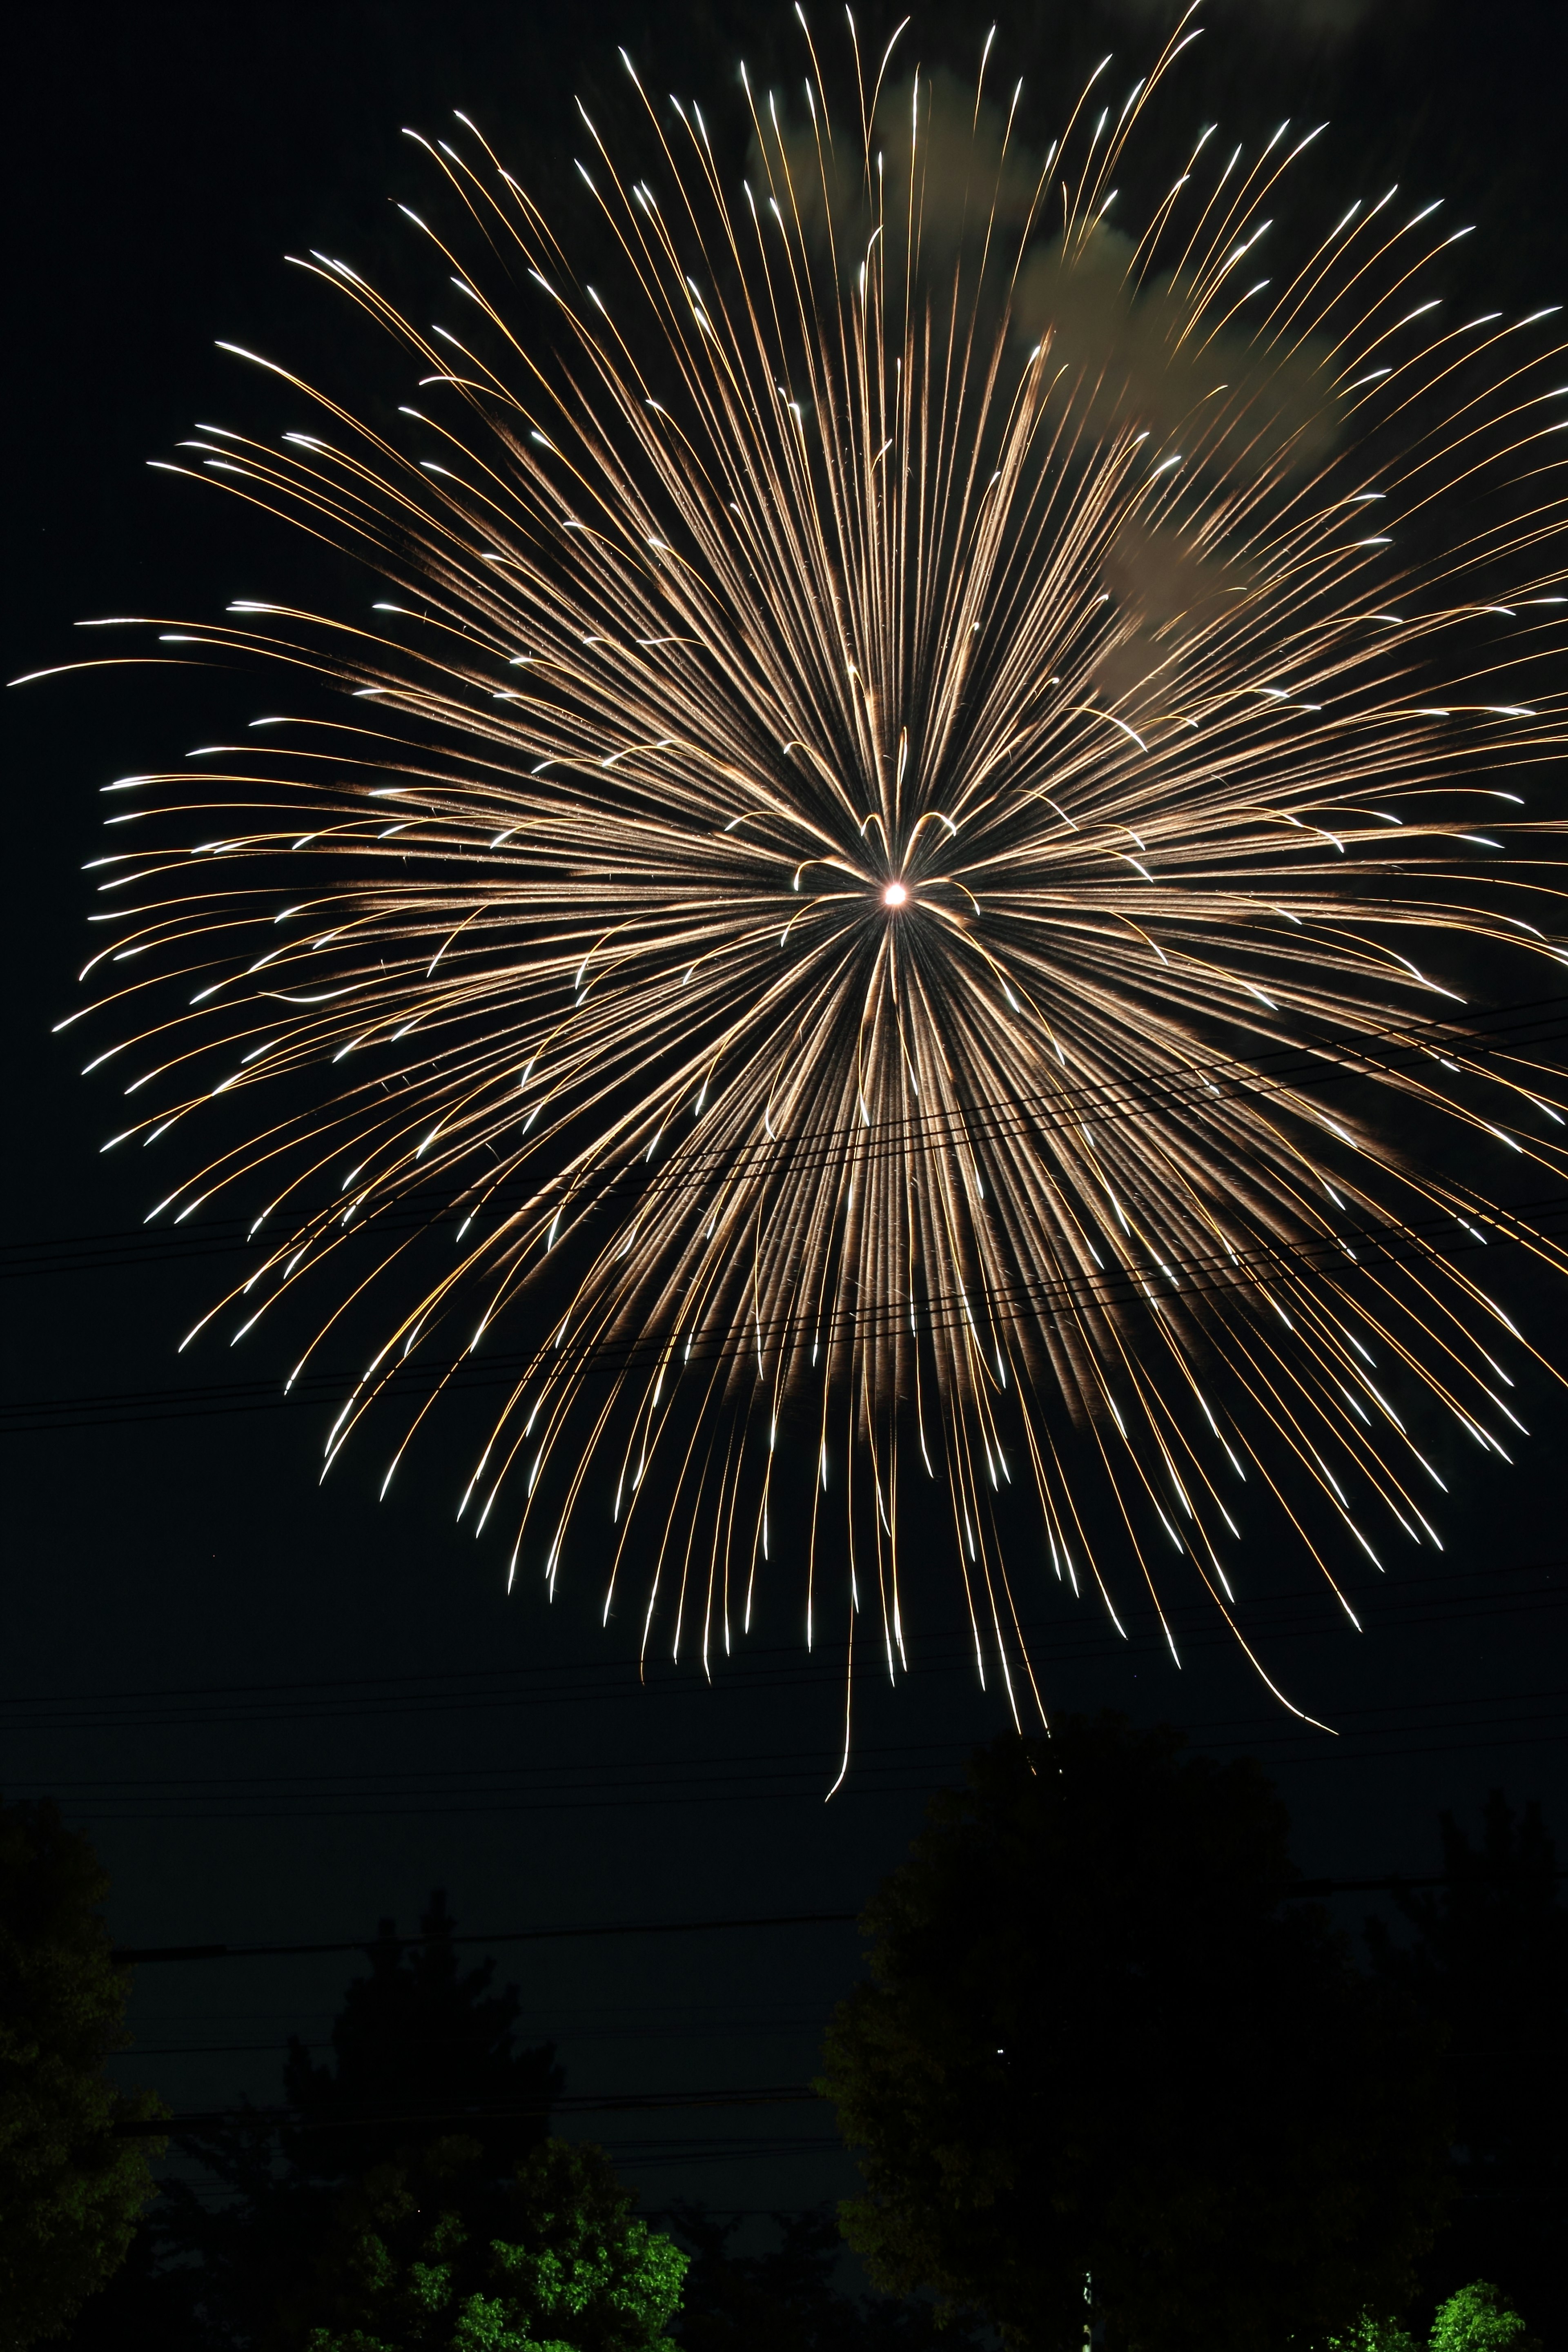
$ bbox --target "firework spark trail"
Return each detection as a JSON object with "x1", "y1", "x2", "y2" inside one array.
[{"x1": 32, "y1": 10, "x2": 1568, "y2": 1747}]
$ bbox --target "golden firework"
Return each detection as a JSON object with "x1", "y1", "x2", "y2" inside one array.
[{"x1": 42, "y1": 10, "x2": 1568, "y2": 1760}]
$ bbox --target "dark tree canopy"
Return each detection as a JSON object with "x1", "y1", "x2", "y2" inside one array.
[
  {"x1": 1367, "y1": 1794, "x2": 1566, "y2": 2348},
  {"x1": 281, "y1": 1888, "x2": 563, "y2": 2174},
  {"x1": 820, "y1": 1718, "x2": 1452, "y2": 2352},
  {"x1": 669, "y1": 2202, "x2": 982, "y2": 2350},
  {"x1": 0, "y1": 1795, "x2": 163, "y2": 2349},
  {"x1": 143, "y1": 1891, "x2": 563, "y2": 2348}
]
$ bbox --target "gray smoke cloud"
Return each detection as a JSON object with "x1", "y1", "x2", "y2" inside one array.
[
  {"x1": 756, "y1": 74, "x2": 1335, "y2": 475},
  {"x1": 1091, "y1": 515, "x2": 1257, "y2": 709},
  {"x1": 754, "y1": 71, "x2": 1336, "y2": 701},
  {"x1": 1014, "y1": 223, "x2": 1335, "y2": 474},
  {"x1": 752, "y1": 67, "x2": 1040, "y2": 254}
]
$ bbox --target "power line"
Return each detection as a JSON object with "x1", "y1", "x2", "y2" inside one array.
[
  {"x1": 4, "y1": 1185, "x2": 1564, "y2": 1436},
  {"x1": 2, "y1": 1555, "x2": 1555, "y2": 1710},
  {"x1": 16, "y1": 991, "x2": 1564, "y2": 1286},
  {"x1": 19, "y1": 1585, "x2": 1565, "y2": 1721},
  {"x1": 31, "y1": 1690, "x2": 1567, "y2": 1822},
  {"x1": 64, "y1": 1726, "x2": 1562, "y2": 1828},
  {"x1": 114, "y1": 2082, "x2": 830, "y2": 2138},
  {"x1": 109, "y1": 1862, "x2": 1568, "y2": 2134},
  {"x1": 4, "y1": 995, "x2": 1563, "y2": 1433},
  {"x1": 9, "y1": 1577, "x2": 1564, "y2": 1831},
  {"x1": 108, "y1": 1861, "x2": 1565, "y2": 1969},
  {"x1": 4, "y1": 1565, "x2": 1559, "y2": 1749},
  {"x1": 113, "y1": 2019, "x2": 822, "y2": 2058},
  {"x1": 110, "y1": 1909, "x2": 861, "y2": 1967},
  {"x1": 155, "y1": 2144, "x2": 854, "y2": 2190}
]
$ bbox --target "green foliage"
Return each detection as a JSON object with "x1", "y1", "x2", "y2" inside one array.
[
  {"x1": 1330, "y1": 2279, "x2": 1541, "y2": 2352},
  {"x1": 1327, "y1": 2313, "x2": 1420, "y2": 2352},
  {"x1": 1428, "y1": 2283, "x2": 1539, "y2": 2352},
  {"x1": 820, "y1": 1719, "x2": 1452, "y2": 2352},
  {"x1": 303, "y1": 2136, "x2": 686, "y2": 2352},
  {"x1": 0, "y1": 1795, "x2": 164, "y2": 2348}
]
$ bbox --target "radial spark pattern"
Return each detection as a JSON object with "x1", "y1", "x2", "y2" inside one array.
[{"x1": 49, "y1": 14, "x2": 1568, "y2": 1735}]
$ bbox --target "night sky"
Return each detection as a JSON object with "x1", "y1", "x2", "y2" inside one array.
[{"x1": 5, "y1": 0, "x2": 1567, "y2": 2231}]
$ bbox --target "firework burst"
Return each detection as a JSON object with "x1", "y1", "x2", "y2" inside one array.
[{"x1": 40, "y1": 9, "x2": 1568, "y2": 1752}]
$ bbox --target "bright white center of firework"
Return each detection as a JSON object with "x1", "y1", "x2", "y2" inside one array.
[{"x1": 883, "y1": 881, "x2": 909, "y2": 907}]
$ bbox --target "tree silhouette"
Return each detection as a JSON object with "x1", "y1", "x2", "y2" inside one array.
[
  {"x1": 821, "y1": 1719, "x2": 1452, "y2": 2352},
  {"x1": 1367, "y1": 1795, "x2": 1566, "y2": 2348},
  {"x1": 0, "y1": 1795, "x2": 164, "y2": 2349},
  {"x1": 281, "y1": 1888, "x2": 561, "y2": 2176},
  {"x1": 147, "y1": 1889, "x2": 561, "y2": 2348},
  {"x1": 669, "y1": 2201, "x2": 981, "y2": 2349}
]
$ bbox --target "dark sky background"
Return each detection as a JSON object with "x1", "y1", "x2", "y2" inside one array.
[{"x1": 4, "y1": 0, "x2": 1567, "y2": 2232}]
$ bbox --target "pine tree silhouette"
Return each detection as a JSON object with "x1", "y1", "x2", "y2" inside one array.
[
  {"x1": 121, "y1": 1889, "x2": 564, "y2": 2345},
  {"x1": 281, "y1": 1888, "x2": 561, "y2": 2175}
]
